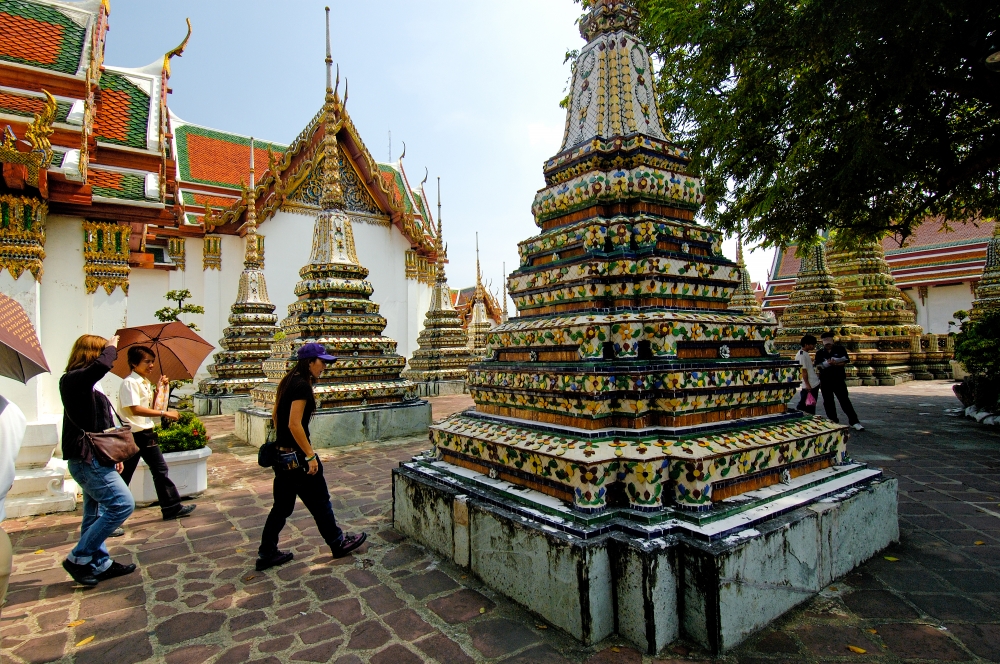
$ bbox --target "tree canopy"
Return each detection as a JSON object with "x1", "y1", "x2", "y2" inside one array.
[{"x1": 636, "y1": 0, "x2": 1000, "y2": 248}]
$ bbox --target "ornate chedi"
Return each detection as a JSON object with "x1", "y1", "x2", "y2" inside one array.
[
  {"x1": 240, "y1": 10, "x2": 428, "y2": 446},
  {"x1": 728, "y1": 236, "x2": 763, "y2": 316},
  {"x1": 195, "y1": 141, "x2": 279, "y2": 414},
  {"x1": 467, "y1": 234, "x2": 493, "y2": 359},
  {"x1": 401, "y1": 181, "x2": 478, "y2": 395},
  {"x1": 774, "y1": 243, "x2": 862, "y2": 352},
  {"x1": 971, "y1": 223, "x2": 1000, "y2": 321},
  {"x1": 425, "y1": 0, "x2": 847, "y2": 514},
  {"x1": 394, "y1": 3, "x2": 895, "y2": 653}
]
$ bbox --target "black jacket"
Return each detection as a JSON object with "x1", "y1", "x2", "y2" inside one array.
[
  {"x1": 59, "y1": 346, "x2": 117, "y2": 462},
  {"x1": 815, "y1": 344, "x2": 850, "y2": 383}
]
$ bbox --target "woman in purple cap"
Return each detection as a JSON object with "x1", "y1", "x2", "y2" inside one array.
[{"x1": 256, "y1": 343, "x2": 367, "y2": 571}]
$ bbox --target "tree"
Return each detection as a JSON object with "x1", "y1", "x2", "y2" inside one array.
[
  {"x1": 636, "y1": 0, "x2": 1000, "y2": 248},
  {"x1": 155, "y1": 289, "x2": 204, "y2": 331}
]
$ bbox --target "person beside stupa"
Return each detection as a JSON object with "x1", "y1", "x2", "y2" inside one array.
[{"x1": 815, "y1": 332, "x2": 865, "y2": 430}]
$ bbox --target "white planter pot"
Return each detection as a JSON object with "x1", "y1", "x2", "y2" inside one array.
[{"x1": 129, "y1": 447, "x2": 212, "y2": 505}]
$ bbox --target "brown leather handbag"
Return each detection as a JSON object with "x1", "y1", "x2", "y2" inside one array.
[{"x1": 66, "y1": 409, "x2": 139, "y2": 466}]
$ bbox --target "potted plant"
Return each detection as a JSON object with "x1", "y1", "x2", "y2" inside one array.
[{"x1": 128, "y1": 412, "x2": 213, "y2": 504}]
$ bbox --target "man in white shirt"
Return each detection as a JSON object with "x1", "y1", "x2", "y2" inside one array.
[
  {"x1": 118, "y1": 346, "x2": 196, "y2": 521},
  {"x1": 0, "y1": 394, "x2": 26, "y2": 617},
  {"x1": 795, "y1": 335, "x2": 821, "y2": 415}
]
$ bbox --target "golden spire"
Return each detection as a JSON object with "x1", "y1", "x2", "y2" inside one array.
[
  {"x1": 736, "y1": 233, "x2": 745, "y2": 267},
  {"x1": 475, "y1": 232, "x2": 482, "y2": 293},
  {"x1": 320, "y1": 6, "x2": 345, "y2": 210},
  {"x1": 243, "y1": 137, "x2": 261, "y2": 269},
  {"x1": 502, "y1": 261, "x2": 508, "y2": 322},
  {"x1": 436, "y1": 177, "x2": 447, "y2": 282}
]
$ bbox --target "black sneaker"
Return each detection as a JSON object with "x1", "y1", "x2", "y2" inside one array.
[
  {"x1": 62, "y1": 559, "x2": 98, "y2": 587},
  {"x1": 96, "y1": 561, "x2": 137, "y2": 581},
  {"x1": 331, "y1": 532, "x2": 367, "y2": 559},
  {"x1": 163, "y1": 504, "x2": 196, "y2": 521},
  {"x1": 255, "y1": 550, "x2": 294, "y2": 572}
]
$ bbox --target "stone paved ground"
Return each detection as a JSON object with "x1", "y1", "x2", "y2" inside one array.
[{"x1": 2, "y1": 383, "x2": 998, "y2": 664}]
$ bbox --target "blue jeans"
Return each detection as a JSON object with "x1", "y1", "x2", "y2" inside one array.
[{"x1": 67, "y1": 458, "x2": 134, "y2": 574}]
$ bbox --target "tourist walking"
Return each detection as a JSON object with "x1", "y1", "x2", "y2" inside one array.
[
  {"x1": 0, "y1": 392, "x2": 26, "y2": 615},
  {"x1": 60, "y1": 335, "x2": 137, "y2": 586},
  {"x1": 257, "y1": 343, "x2": 367, "y2": 571},
  {"x1": 815, "y1": 332, "x2": 865, "y2": 431},
  {"x1": 795, "y1": 335, "x2": 821, "y2": 415},
  {"x1": 118, "y1": 346, "x2": 196, "y2": 521}
]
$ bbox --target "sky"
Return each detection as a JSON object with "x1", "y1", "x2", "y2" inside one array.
[{"x1": 103, "y1": 0, "x2": 776, "y2": 303}]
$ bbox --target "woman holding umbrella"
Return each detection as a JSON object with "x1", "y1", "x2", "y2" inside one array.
[{"x1": 60, "y1": 334, "x2": 136, "y2": 587}]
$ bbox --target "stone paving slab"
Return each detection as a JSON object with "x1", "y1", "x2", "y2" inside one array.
[{"x1": 2, "y1": 385, "x2": 999, "y2": 663}]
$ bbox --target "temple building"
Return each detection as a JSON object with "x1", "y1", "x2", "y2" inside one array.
[
  {"x1": 194, "y1": 141, "x2": 278, "y2": 415},
  {"x1": 0, "y1": 0, "x2": 439, "y2": 445},
  {"x1": 452, "y1": 283, "x2": 503, "y2": 329},
  {"x1": 394, "y1": 0, "x2": 895, "y2": 654},
  {"x1": 235, "y1": 10, "x2": 430, "y2": 447},
  {"x1": 764, "y1": 219, "x2": 997, "y2": 332},
  {"x1": 401, "y1": 181, "x2": 479, "y2": 396}
]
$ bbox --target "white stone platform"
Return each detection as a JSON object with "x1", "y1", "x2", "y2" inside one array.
[
  {"x1": 129, "y1": 447, "x2": 212, "y2": 505},
  {"x1": 392, "y1": 456, "x2": 898, "y2": 655},
  {"x1": 412, "y1": 380, "x2": 466, "y2": 398},
  {"x1": 235, "y1": 400, "x2": 432, "y2": 448},
  {"x1": 193, "y1": 394, "x2": 252, "y2": 417},
  {"x1": 6, "y1": 421, "x2": 76, "y2": 519}
]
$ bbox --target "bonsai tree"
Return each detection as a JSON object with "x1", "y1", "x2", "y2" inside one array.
[{"x1": 155, "y1": 289, "x2": 205, "y2": 331}]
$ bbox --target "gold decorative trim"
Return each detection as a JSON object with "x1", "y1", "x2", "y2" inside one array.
[
  {"x1": 203, "y1": 236, "x2": 221, "y2": 271},
  {"x1": 83, "y1": 221, "x2": 130, "y2": 295},
  {"x1": 0, "y1": 194, "x2": 46, "y2": 281},
  {"x1": 0, "y1": 91, "x2": 56, "y2": 188},
  {"x1": 167, "y1": 237, "x2": 186, "y2": 270}
]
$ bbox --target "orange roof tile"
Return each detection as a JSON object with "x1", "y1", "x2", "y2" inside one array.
[{"x1": 0, "y1": 12, "x2": 63, "y2": 65}]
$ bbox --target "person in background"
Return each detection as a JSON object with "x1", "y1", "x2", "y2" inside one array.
[
  {"x1": 60, "y1": 334, "x2": 136, "y2": 587},
  {"x1": 257, "y1": 343, "x2": 367, "y2": 571},
  {"x1": 815, "y1": 331, "x2": 865, "y2": 431},
  {"x1": 119, "y1": 346, "x2": 196, "y2": 521},
  {"x1": 0, "y1": 393, "x2": 26, "y2": 616},
  {"x1": 795, "y1": 335, "x2": 821, "y2": 415}
]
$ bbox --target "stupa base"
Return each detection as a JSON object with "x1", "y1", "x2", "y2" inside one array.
[
  {"x1": 236, "y1": 400, "x2": 432, "y2": 448},
  {"x1": 193, "y1": 393, "x2": 252, "y2": 417},
  {"x1": 392, "y1": 454, "x2": 898, "y2": 655},
  {"x1": 412, "y1": 380, "x2": 467, "y2": 398}
]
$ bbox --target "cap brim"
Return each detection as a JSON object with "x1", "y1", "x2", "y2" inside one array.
[{"x1": 319, "y1": 355, "x2": 337, "y2": 362}]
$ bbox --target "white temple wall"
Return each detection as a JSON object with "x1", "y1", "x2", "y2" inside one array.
[{"x1": 900, "y1": 284, "x2": 974, "y2": 334}]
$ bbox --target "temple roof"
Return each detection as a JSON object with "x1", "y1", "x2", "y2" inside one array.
[{"x1": 0, "y1": 0, "x2": 101, "y2": 76}]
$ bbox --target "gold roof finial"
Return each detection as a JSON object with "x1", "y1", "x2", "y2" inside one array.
[
  {"x1": 163, "y1": 18, "x2": 192, "y2": 78},
  {"x1": 320, "y1": 6, "x2": 345, "y2": 210},
  {"x1": 244, "y1": 137, "x2": 261, "y2": 269}
]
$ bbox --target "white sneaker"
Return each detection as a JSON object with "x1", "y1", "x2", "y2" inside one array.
[{"x1": 852, "y1": 423, "x2": 865, "y2": 431}]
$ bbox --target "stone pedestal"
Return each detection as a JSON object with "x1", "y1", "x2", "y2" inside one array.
[
  {"x1": 393, "y1": 456, "x2": 898, "y2": 655},
  {"x1": 5, "y1": 422, "x2": 76, "y2": 519},
  {"x1": 413, "y1": 380, "x2": 466, "y2": 398},
  {"x1": 193, "y1": 394, "x2": 252, "y2": 417},
  {"x1": 235, "y1": 400, "x2": 431, "y2": 449}
]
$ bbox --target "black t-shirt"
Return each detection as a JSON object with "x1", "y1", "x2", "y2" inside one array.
[
  {"x1": 815, "y1": 344, "x2": 850, "y2": 382},
  {"x1": 275, "y1": 374, "x2": 315, "y2": 448}
]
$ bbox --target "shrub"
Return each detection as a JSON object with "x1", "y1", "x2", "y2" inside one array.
[
  {"x1": 953, "y1": 309, "x2": 1000, "y2": 410},
  {"x1": 155, "y1": 412, "x2": 210, "y2": 453}
]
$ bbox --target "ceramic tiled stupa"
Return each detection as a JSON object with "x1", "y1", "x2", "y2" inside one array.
[
  {"x1": 394, "y1": 1, "x2": 896, "y2": 654},
  {"x1": 466, "y1": 235, "x2": 493, "y2": 359},
  {"x1": 728, "y1": 236, "x2": 763, "y2": 316},
  {"x1": 402, "y1": 181, "x2": 478, "y2": 396},
  {"x1": 195, "y1": 140, "x2": 280, "y2": 416},
  {"x1": 237, "y1": 13, "x2": 430, "y2": 446},
  {"x1": 971, "y1": 224, "x2": 1000, "y2": 321}
]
